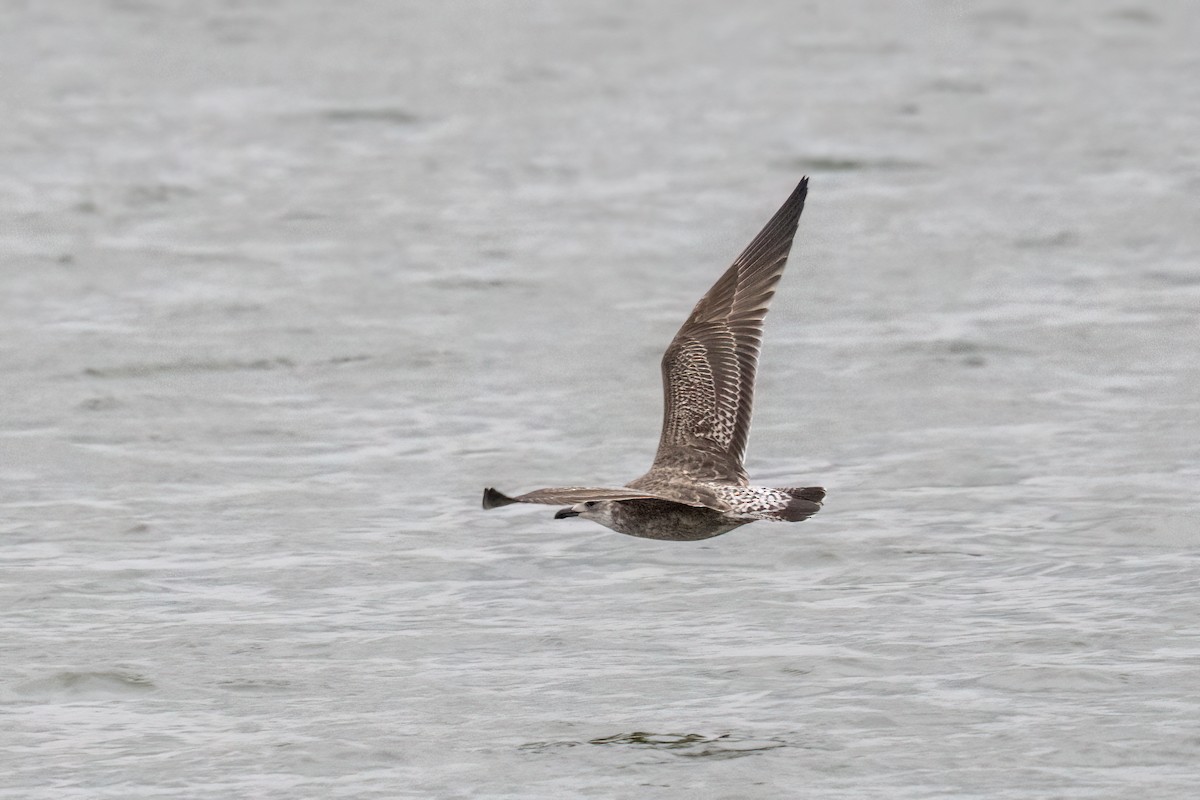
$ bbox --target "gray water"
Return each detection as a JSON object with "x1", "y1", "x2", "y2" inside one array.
[{"x1": 3, "y1": 1, "x2": 1200, "y2": 797}]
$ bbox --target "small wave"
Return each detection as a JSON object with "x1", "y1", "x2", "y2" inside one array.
[
  {"x1": 520, "y1": 731, "x2": 787, "y2": 760},
  {"x1": 13, "y1": 670, "x2": 156, "y2": 698}
]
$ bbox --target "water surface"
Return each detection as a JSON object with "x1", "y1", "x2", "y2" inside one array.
[{"x1": 3, "y1": 1, "x2": 1199, "y2": 797}]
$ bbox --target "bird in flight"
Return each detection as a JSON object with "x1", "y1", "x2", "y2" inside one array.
[{"x1": 483, "y1": 178, "x2": 824, "y2": 541}]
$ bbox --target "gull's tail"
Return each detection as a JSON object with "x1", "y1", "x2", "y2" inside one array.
[{"x1": 762, "y1": 486, "x2": 825, "y2": 522}]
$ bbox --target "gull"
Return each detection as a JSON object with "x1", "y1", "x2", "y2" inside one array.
[{"x1": 482, "y1": 178, "x2": 824, "y2": 541}]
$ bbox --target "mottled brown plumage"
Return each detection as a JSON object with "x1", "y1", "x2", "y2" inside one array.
[{"x1": 483, "y1": 178, "x2": 824, "y2": 540}]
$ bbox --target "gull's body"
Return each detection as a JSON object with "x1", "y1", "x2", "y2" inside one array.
[{"x1": 483, "y1": 178, "x2": 824, "y2": 540}]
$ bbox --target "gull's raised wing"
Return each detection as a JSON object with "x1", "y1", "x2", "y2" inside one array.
[{"x1": 646, "y1": 178, "x2": 808, "y2": 485}]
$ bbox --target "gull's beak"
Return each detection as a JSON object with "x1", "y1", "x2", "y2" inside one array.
[{"x1": 554, "y1": 507, "x2": 580, "y2": 519}]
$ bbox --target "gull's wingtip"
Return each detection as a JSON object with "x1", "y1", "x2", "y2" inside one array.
[
  {"x1": 792, "y1": 175, "x2": 809, "y2": 202},
  {"x1": 482, "y1": 487, "x2": 517, "y2": 510},
  {"x1": 765, "y1": 176, "x2": 808, "y2": 225}
]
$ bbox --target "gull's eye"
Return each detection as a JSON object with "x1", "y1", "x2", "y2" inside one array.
[{"x1": 584, "y1": 501, "x2": 597, "y2": 509}]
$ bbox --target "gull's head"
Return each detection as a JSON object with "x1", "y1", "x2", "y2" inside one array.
[{"x1": 554, "y1": 500, "x2": 616, "y2": 526}]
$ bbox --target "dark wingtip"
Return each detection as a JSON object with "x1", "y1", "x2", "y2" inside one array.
[
  {"x1": 788, "y1": 175, "x2": 809, "y2": 211},
  {"x1": 482, "y1": 487, "x2": 518, "y2": 510},
  {"x1": 732, "y1": 177, "x2": 810, "y2": 269}
]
